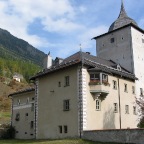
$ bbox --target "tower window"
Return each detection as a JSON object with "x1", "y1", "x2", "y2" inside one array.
[{"x1": 110, "y1": 38, "x2": 115, "y2": 43}]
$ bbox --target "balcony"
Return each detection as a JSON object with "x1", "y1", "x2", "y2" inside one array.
[{"x1": 89, "y1": 80, "x2": 110, "y2": 99}]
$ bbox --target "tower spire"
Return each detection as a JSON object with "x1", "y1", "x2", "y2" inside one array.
[
  {"x1": 108, "y1": 0, "x2": 138, "y2": 32},
  {"x1": 118, "y1": 0, "x2": 127, "y2": 18}
]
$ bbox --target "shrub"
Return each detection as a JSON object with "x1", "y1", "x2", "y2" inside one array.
[{"x1": 1, "y1": 125, "x2": 15, "y2": 139}]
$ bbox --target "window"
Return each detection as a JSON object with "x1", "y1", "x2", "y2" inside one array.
[
  {"x1": 124, "y1": 84, "x2": 128, "y2": 92},
  {"x1": 15, "y1": 113, "x2": 20, "y2": 121},
  {"x1": 113, "y1": 80, "x2": 117, "y2": 89},
  {"x1": 142, "y1": 38, "x2": 144, "y2": 43},
  {"x1": 59, "y1": 126, "x2": 62, "y2": 133},
  {"x1": 96, "y1": 99, "x2": 101, "y2": 111},
  {"x1": 31, "y1": 103, "x2": 34, "y2": 111},
  {"x1": 17, "y1": 99, "x2": 20, "y2": 105},
  {"x1": 65, "y1": 76, "x2": 70, "y2": 86},
  {"x1": 32, "y1": 97, "x2": 35, "y2": 101},
  {"x1": 132, "y1": 86, "x2": 135, "y2": 94},
  {"x1": 110, "y1": 38, "x2": 115, "y2": 43},
  {"x1": 30, "y1": 121, "x2": 34, "y2": 129},
  {"x1": 114, "y1": 103, "x2": 118, "y2": 113},
  {"x1": 25, "y1": 113, "x2": 28, "y2": 116},
  {"x1": 63, "y1": 100, "x2": 70, "y2": 111},
  {"x1": 125, "y1": 105, "x2": 129, "y2": 114},
  {"x1": 58, "y1": 81, "x2": 61, "y2": 87},
  {"x1": 140, "y1": 88, "x2": 143, "y2": 96},
  {"x1": 26, "y1": 97, "x2": 29, "y2": 104},
  {"x1": 90, "y1": 73, "x2": 99, "y2": 80},
  {"x1": 133, "y1": 106, "x2": 136, "y2": 115},
  {"x1": 64, "y1": 126, "x2": 68, "y2": 133},
  {"x1": 102, "y1": 74, "x2": 108, "y2": 82}
]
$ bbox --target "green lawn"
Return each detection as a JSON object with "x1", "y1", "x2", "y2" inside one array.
[
  {"x1": 0, "y1": 139, "x2": 122, "y2": 144},
  {"x1": 0, "y1": 111, "x2": 11, "y2": 124}
]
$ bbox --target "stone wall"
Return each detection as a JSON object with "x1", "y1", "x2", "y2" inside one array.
[{"x1": 83, "y1": 129, "x2": 144, "y2": 144}]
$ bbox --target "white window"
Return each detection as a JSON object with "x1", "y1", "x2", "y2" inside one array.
[
  {"x1": 90, "y1": 73, "x2": 99, "y2": 80},
  {"x1": 102, "y1": 74, "x2": 108, "y2": 82},
  {"x1": 114, "y1": 103, "x2": 118, "y2": 113},
  {"x1": 96, "y1": 99, "x2": 101, "y2": 111},
  {"x1": 124, "y1": 84, "x2": 128, "y2": 92},
  {"x1": 125, "y1": 105, "x2": 129, "y2": 114},
  {"x1": 140, "y1": 88, "x2": 143, "y2": 96},
  {"x1": 133, "y1": 106, "x2": 136, "y2": 115},
  {"x1": 132, "y1": 86, "x2": 135, "y2": 94},
  {"x1": 113, "y1": 80, "x2": 117, "y2": 89},
  {"x1": 63, "y1": 100, "x2": 70, "y2": 111},
  {"x1": 65, "y1": 76, "x2": 70, "y2": 86}
]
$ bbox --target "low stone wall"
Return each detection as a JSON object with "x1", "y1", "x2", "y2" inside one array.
[{"x1": 83, "y1": 129, "x2": 144, "y2": 144}]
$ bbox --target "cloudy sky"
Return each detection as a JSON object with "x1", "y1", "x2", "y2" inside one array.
[{"x1": 0, "y1": 0, "x2": 144, "y2": 59}]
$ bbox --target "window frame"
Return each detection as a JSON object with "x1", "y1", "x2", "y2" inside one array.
[
  {"x1": 124, "y1": 84, "x2": 128, "y2": 92},
  {"x1": 63, "y1": 100, "x2": 70, "y2": 111},
  {"x1": 114, "y1": 103, "x2": 118, "y2": 113},
  {"x1": 64, "y1": 125, "x2": 68, "y2": 133},
  {"x1": 140, "y1": 88, "x2": 143, "y2": 96},
  {"x1": 59, "y1": 126, "x2": 62, "y2": 133},
  {"x1": 132, "y1": 86, "x2": 135, "y2": 94},
  {"x1": 110, "y1": 38, "x2": 115, "y2": 43},
  {"x1": 125, "y1": 105, "x2": 129, "y2": 114},
  {"x1": 113, "y1": 80, "x2": 117, "y2": 90},
  {"x1": 96, "y1": 99, "x2": 101, "y2": 111},
  {"x1": 133, "y1": 106, "x2": 136, "y2": 115},
  {"x1": 65, "y1": 76, "x2": 70, "y2": 86}
]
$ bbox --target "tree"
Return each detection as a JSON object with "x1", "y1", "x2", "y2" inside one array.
[{"x1": 136, "y1": 95, "x2": 144, "y2": 128}]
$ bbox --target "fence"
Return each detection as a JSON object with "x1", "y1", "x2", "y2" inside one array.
[{"x1": 83, "y1": 129, "x2": 144, "y2": 144}]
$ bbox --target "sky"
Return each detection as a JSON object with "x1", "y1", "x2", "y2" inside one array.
[{"x1": 0, "y1": 0, "x2": 144, "y2": 59}]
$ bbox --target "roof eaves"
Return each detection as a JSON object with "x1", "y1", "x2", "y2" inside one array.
[
  {"x1": 8, "y1": 87, "x2": 35, "y2": 97},
  {"x1": 92, "y1": 23, "x2": 144, "y2": 40}
]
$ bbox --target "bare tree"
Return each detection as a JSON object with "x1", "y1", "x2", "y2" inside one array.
[{"x1": 136, "y1": 96, "x2": 144, "y2": 128}]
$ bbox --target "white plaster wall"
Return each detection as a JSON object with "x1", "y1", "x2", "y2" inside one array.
[{"x1": 131, "y1": 27, "x2": 144, "y2": 97}]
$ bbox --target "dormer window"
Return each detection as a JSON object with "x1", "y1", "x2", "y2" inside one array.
[{"x1": 117, "y1": 64, "x2": 121, "y2": 71}]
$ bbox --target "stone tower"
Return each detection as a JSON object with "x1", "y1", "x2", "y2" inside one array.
[{"x1": 93, "y1": 0, "x2": 144, "y2": 97}]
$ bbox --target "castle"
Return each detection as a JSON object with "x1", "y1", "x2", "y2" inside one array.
[{"x1": 9, "y1": 1, "x2": 144, "y2": 139}]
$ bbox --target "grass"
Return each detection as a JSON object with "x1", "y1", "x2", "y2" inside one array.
[
  {"x1": 0, "y1": 111, "x2": 11, "y2": 124},
  {"x1": 0, "y1": 139, "x2": 122, "y2": 144}
]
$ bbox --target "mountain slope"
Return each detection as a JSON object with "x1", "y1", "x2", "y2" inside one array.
[{"x1": 0, "y1": 28, "x2": 46, "y2": 66}]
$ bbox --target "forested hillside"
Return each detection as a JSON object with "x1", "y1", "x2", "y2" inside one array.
[
  {"x1": 0, "y1": 28, "x2": 47, "y2": 82},
  {"x1": 0, "y1": 28, "x2": 46, "y2": 66}
]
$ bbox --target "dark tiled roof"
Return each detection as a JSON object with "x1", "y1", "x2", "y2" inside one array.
[
  {"x1": 8, "y1": 87, "x2": 35, "y2": 97},
  {"x1": 30, "y1": 51, "x2": 137, "y2": 81},
  {"x1": 109, "y1": 0, "x2": 137, "y2": 32}
]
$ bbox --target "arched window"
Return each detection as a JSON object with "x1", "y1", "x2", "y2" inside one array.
[{"x1": 96, "y1": 99, "x2": 101, "y2": 111}]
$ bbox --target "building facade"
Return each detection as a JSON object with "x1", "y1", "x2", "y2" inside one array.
[{"x1": 9, "y1": 1, "x2": 141, "y2": 139}]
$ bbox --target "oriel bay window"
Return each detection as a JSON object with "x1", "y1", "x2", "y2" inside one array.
[{"x1": 89, "y1": 73, "x2": 109, "y2": 86}]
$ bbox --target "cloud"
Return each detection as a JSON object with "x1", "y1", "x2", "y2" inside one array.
[{"x1": 0, "y1": 0, "x2": 83, "y2": 49}]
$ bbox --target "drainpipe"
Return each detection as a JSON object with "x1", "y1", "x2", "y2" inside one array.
[{"x1": 118, "y1": 78, "x2": 122, "y2": 129}]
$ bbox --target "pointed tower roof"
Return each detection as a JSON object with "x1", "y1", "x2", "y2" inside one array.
[{"x1": 108, "y1": 0, "x2": 137, "y2": 32}]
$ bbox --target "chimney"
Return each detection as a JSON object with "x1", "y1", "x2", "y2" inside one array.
[{"x1": 43, "y1": 52, "x2": 52, "y2": 69}]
